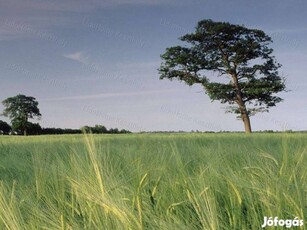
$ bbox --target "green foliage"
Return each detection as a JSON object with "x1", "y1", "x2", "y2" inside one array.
[
  {"x1": 10, "y1": 121, "x2": 42, "y2": 135},
  {"x1": 81, "y1": 125, "x2": 131, "y2": 134},
  {"x1": 81, "y1": 124, "x2": 108, "y2": 134},
  {"x1": 0, "y1": 120, "x2": 11, "y2": 134},
  {"x1": 41, "y1": 127, "x2": 82, "y2": 135},
  {"x1": 26, "y1": 122, "x2": 42, "y2": 135},
  {"x1": 159, "y1": 19, "x2": 286, "y2": 132},
  {"x1": 0, "y1": 133, "x2": 306, "y2": 229},
  {"x1": 2, "y1": 94, "x2": 41, "y2": 135}
]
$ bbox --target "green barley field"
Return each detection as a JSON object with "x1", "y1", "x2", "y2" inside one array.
[{"x1": 0, "y1": 133, "x2": 306, "y2": 229}]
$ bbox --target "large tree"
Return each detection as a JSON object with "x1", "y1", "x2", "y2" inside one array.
[
  {"x1": 2, "y1": 94, "x2": 41, "y2": 136},
  {"x1": 159, "y1": 19, "x2": 286, "y2": 133}
]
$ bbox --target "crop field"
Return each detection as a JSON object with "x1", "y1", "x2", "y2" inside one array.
[{"x1": 0, "y1": 133, "x2": 306, "y2": 229}]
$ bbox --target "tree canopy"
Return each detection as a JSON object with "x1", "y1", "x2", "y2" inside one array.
[
  {"x1": 2, "y1": 94, "x2": 41, "y2": 136},
  {"x1": 159, "y1": 19, "x2": 286, "y2": 133}
]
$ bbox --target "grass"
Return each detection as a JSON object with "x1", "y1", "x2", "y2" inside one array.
[{"x1": 0, "y1": 133, "x2": 306, "y2": 229}]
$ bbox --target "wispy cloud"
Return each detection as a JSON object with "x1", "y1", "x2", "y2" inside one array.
[
  {"x1": 1, "y1": 0, "x2": 179, "y2": 13},
  {"x1": 0, "y1": 0, "x2": 189, "y2": 42},
  {"x1": 63, "y1": 51, "x2": 88, "y2": 64},
  {"x1": 0, "y1": 27, "x2": 23, "y2": 40},
  {"x1": 0, "y1": 18, "x2": 69, "y2": 46},
  {"x1": 41, "y1": 89, "x2": 183, "y2": 102}
]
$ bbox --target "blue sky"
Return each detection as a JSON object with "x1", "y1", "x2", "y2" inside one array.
[{"x1": 0, "y1": 0, "x2": 306, "y2": 132}]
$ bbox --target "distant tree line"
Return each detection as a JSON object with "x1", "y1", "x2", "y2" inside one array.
[
  {"x1": 1, "y1": 94, "x2": 131, "y2": 136},
  {"x1": 80, "y1": 125, "x2": 131, "y2": 134},
  {"x1": 0, "y1": 121, "x2": 131, "y2": 135}
]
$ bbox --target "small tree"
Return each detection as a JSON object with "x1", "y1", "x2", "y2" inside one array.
[
  {"x1": 2, "y1": 94, "x2": 41, "y2": 136},
  {"x1": 159, "y1": 19, "x2": 286, "y2": 133}
]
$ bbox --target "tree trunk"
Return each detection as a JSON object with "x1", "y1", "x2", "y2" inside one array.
[
  {"x1": 231, "y1": 73, "x2": 252, "y2": 134},
  {"x1": 241, "y1": 111, "x2": 252, "y2": 134},
  {"x1": 23, "y1": 118, "x2": 28, "y2": 136},
  {"x1": 236, "y1": 100, "x2": 252, "y2": 134}
]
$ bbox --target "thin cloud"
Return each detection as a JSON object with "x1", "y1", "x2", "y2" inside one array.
[
  {"x1": 0, "y1": 0, "x2": 189, "y2": 41},
  {"x1": 63, "y1": 51, "x2": 88, "y2": 64},
  {"x1": 0, "y1": 27, "x2": 23, "y2": 40},
  {"x1": 41, "y1": 89, "x2": 183, "y2": 102},
  {"x1": 1, "y1": 0, "x2": 179, "y2": 13}
]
